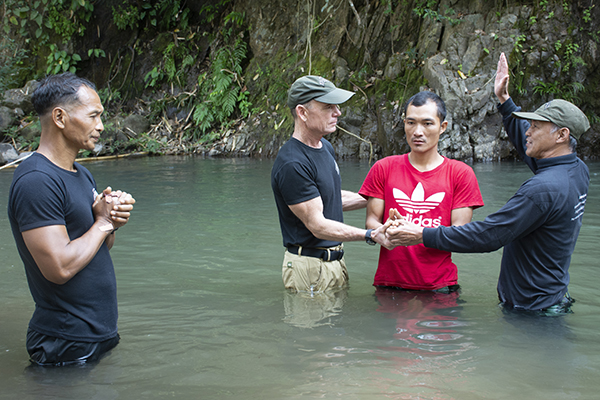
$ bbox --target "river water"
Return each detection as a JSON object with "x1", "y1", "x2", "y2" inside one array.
[{"x1": 1, "y1": 156, "x2": 599, "y2": 400}]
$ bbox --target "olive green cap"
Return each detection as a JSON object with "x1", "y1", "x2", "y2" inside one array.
[
  {"x1": 287, "y1": 75, "x2": 354, "y2": 109},
  {"x1": 512, "y1": 99, "x2": 590, "y2": 139}
]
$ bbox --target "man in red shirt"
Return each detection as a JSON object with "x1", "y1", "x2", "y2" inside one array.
[{"x1": 359, "y1": 91, "x2": 483, "y2": 292}]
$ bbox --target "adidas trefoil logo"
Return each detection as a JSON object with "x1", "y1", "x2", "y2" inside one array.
[{"x1": 393, "y1": 183, "x2": 445, "y2": 214}]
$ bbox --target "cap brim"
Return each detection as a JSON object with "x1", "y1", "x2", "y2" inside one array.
[
  {"x1": 314, "y1": 88, "x2": 355, "y2": 105},
  {"x1": 512, "y1": 111, "x2": 551, "y2": 122}
]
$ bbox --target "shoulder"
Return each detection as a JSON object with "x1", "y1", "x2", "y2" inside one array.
[
  {"x1": 443, "y1": 158, "x2": 477, "y2": 178},
  {"x1": 373, "y1": 154, "x2": 407, "y2": 169},
  {"x1": 12, "y1": 155, "x2": 61, "y2": 189},
  {"x1": 519, "y1": 170, "x2": 564, "y2": 196},
  {"x1": 444, "y1": 157, "x2": 474, "y2": 171}
]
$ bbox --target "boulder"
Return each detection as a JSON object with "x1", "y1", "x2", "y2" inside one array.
[
  {"x1": 0, "y1": 143, "x2": 20, "y2": 165},
  {"x1": 0, "y1": 106, "x2": 14, "y2": 132},
  {"x1": 2, "y1": 88, "x2": 33, "y2": 114},
  {"x1": 122, "y1": 114, "x2": 150, "y2": 137}
]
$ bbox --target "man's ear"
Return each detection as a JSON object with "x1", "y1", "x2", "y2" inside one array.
[
  {"x1": 52, "y1": 107, "x2": 67, "y2": 129},
  {"x1": 556, "y1": 127, "x2": 570, "y2": 144},
  {"x1": 296, "y1": 104, "x2": 308, "y2": 122},
  {"x1": 440, "y1": 120, "x2": 448, "y2": 134}
]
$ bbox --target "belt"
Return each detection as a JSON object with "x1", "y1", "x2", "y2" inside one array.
[{"x1": 287, "y1": 245, "x2": 344, "y2": 262}]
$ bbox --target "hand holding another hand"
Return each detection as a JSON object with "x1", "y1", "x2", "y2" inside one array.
[
  {"x1": 384, "y1": 208, "x2": 424, "y2": 247},
  {"x1": 94, "y1": 186, "x2": 136, "y2": 231}
]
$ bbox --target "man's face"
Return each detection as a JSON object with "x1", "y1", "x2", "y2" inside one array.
[
  {"x1": 62, "y1": 86, "x2": 104, "y2": 151},
  {"x1": 524, "y1": 120, "x2": 560, "y2": 159},
  {"x1": 302, "y1": 100, "x2": 342, "y2": 135},
  {"x1": 404, "y1": 100, "x2": 447, "y2": 155}
]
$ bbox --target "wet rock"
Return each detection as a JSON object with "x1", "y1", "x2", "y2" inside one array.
[
  {"x1": 20, "y1": 120, "x2": 41, "y2": 142},
  {"x1": 0, "y1": 106, "x2": 14, "y2": 132},
  {"x1": 122, "y1": 114, "x2": 150, "y2": 137},
  {"x1": 2, "y1": 88, "x2": 33, "y2": 114},
  {"x1": 0, "y1": 143, "x2": 20, "y2": 164}
]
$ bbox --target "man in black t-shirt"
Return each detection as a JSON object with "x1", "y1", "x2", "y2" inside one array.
[
  {"x1": 271, "y1": 75, "x2": 392, "y2": 292},
  {"x1": 8, "y1": 73, "x2": 135, "y2": 366}
]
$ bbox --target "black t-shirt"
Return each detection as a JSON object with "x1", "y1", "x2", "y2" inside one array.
[
  {"x1": 8, "y1": 153, "x2": 118, "y2": 342},
  {"x1": 271, "y1": 137, "x2": 343, "y2": 248}
]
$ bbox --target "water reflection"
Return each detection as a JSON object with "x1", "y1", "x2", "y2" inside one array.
[
  {"x1": 373, "y1": 287, "x2": 474, "y2": 359},
  {"x1": 283, "y1": 288, "x2": 348, "y2": 328}
]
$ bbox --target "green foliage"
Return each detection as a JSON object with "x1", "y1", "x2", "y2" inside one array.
[
  {"x1": 46, "y1": 44, "x2": 81, "y2": 74},
  {"x1": 533, "y1": 80, "x2": 585, "y2": 103},
  {"x1": 112, "y1": 4, "x2": 140, "y2": 30},
  {"x1": 97, "y1": 87, "x2": 122, "y2": 108},
  {"x1": 552, "y1": 41, "x2": 586, "y2": 72},
  {"x1": 3, "y1": 0, "x2": 93, "y2": 40},
  {"x1": 112, "y1": 0, "x2": 190, "y2": 31},
  {"x1": 128, "y1": 133, "x2": 163, "y2": 154},
  {"x1": 200, "y1": 0, "x2": 232, "y2": 24},
  {"x1": 0, "y1": 37, "x2": 28, "y2": 91},
  {"x1": 3, "y1": 0, "x2": 94, "y2": 76},
  {"x1": 413, "y1": 0, "x2": 460, "y2": 26},
  {"x1": 381, "y1": 0, "x2": 397, "y2": 16},
  {"x1": 192, "y1": 22, "x2": 250, "y2": 136},
  {"x1": 144, "y1": 41, "x2": 196, "y2": 89},
  {"x1": 4, "y1": 119, "x2": 40, "y2": 152},
  {"x1": 583, "y1": 5, "x2": 594, "y2": 23}
]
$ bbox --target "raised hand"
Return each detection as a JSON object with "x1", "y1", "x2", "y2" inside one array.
[{"x1": 495, "y1": 52, "x2": 510, "y2": 104}]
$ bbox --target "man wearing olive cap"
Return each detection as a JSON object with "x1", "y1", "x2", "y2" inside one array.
[
  {"x1": 386, "y1": 53, "x2": 590, "y2": 314},
  {"x1": 271, "y1": 75, "x2": 392, "y2": 292}
]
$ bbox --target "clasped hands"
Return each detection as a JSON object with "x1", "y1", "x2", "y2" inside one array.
[
  {"x1": 378, "y1": 208, "x2": 424, "y2": 249},
  {"x1": 93, "y1": 186, "x2": 136, "y2": 231}
]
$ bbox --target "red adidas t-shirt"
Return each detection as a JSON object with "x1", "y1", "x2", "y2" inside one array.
[{"x1": 359, "y1": 154, "x2": 484, "y2": 290}]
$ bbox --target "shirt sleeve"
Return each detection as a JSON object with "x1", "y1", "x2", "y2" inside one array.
[
  {"x1": 11, "y1": 171, "x2": 66, "y2": 232},
  {"x1": 274, "y1": 161, "x2": 320, "y2": 206},
  {"x1": 498, "y1": 98, "x2": 538, "y2": 172},
  {"x1": 451, "y1": 162, "x2": 484, "y2": 210},
  {"x1": 423, "y1": 190, "x2": 545, "y2": 253},
  {"x1": 359, "y1": 159, "x2": 385, "y2": 199}
]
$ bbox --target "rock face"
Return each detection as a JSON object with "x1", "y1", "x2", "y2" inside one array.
[
  {"x1": 1, "y1": 0, "x2": 599, "y2": 162},
  {"x1": 232, "y1": 0, "x2": 600, "y2": 161}
]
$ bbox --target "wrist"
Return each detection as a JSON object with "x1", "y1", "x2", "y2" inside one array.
[
  {"x1": 97, "y1": 221, "x2": 116, "y2": 235},
  {"x1": 497, "y1": 94, "x2": 510, "y2": 104},
  {"x1": 365, "y1": 228, "x2": 376, "y2": 245}
]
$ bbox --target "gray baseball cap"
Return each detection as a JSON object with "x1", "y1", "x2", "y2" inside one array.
[
  {"x1": 287, "y1": 75, "x2": 354, "y2": 109},
  {"x1": 512, "y1": 99, "x2": 590, "y2": 139}
]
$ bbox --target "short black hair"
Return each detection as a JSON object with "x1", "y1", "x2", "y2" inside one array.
[
  {"x1": 404, "y1": 90, "x2": 447, "y2": 122},
  {"x1": 31, "y1": 72, "x2": 97, "y2": 117}
]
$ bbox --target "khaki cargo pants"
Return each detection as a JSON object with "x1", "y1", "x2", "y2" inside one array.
[{"x1": 282, "y1": 250, "x2": 348, "y2": 292}]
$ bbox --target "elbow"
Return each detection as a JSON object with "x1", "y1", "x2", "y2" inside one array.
[
  {"x1": 46, "y1": 271, "x2": 73, "y2": 285},
  {"x1": 40, "y1": 263, "x2": 75, "y2": 285},
  {"x1": 306, "y1": 222, "x2": 329, "y2": 241}
]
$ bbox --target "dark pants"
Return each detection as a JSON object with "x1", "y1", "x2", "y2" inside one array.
[
  {"x1": 26, "y1": 329, "x2": 120, "y2": 367},
  {"x1": 500, "y1": 293, "x2": 575, "y2": 316}
]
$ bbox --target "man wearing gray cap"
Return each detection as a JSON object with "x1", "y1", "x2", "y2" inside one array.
[
  {"x1": 385, "y1": 53, "x2": 590, "y2": 314},
  {"x1": 271, "y1": 75, "x2": 392, "y2": 292}
]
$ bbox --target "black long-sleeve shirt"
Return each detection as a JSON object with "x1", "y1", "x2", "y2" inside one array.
[{"x1": 423, "y1": 98, "x2": 589, "y2": 310}]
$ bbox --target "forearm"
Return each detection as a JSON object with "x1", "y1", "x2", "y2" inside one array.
[
  {"x1": 366, "y1": 213, "x2": 383, "y2": 229},
  {"x1": 498, "y1": 99, "x2": 537, "y2": 171},
  {"x1": 422, "y1": 197, "x2": 538, "y2": 253},
  {"x1": 105, "y1": 230, "x2": 116, "y2": 250},
  {"x1": 422, "y1": 223, "x2": 503, "y2": 253},
  {"x1": 342, "y1": 190, "x2": 367, "y2": 211},
  {"x1": 307, "y1": 217, "x2": 367, "y2": 242},
  {"x1": 25, "y1": 222, "x2": 113, "y2": 285}
]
